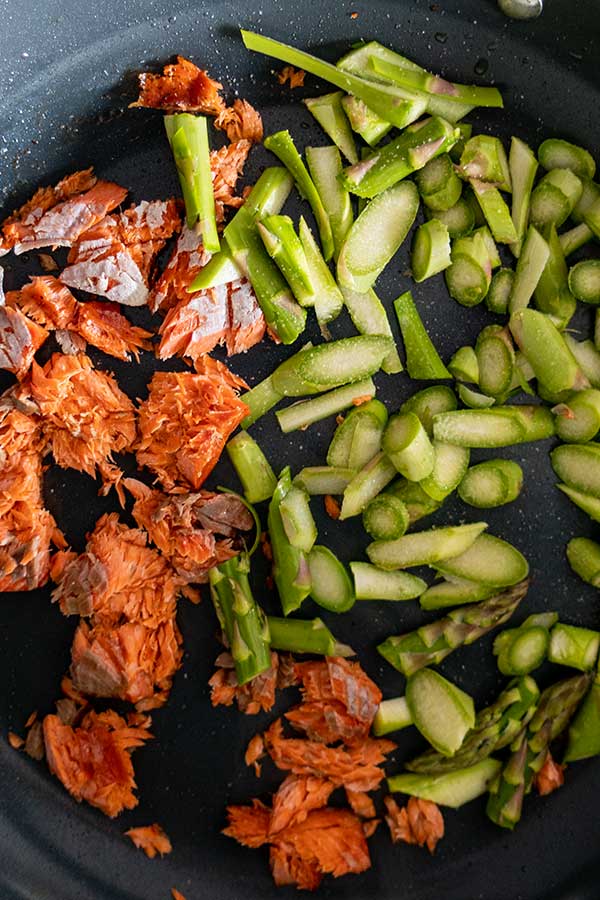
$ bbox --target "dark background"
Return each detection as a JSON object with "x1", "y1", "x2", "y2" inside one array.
[{"x1": 0, "y1": 1, "x2": 599, "y2": 898}]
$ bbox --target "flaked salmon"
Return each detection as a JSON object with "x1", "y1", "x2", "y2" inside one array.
[
  {"x1": 209, "y1": 650, "x2": 280, "y2": 715},
  {"x1": 135, "y1": 357, "x2": 248, "y2": 492},
  {"x1": 131, "y1": 56, "x2": 225, "y2": 116},
  {"x1": 535, "y1": 751, "x2": 565, "y2": 796},
  {"x1": 149, "y1": 226, "x2": 212, "y2": 313},
  {"x1": 125, "y1": 823, "x2": 172, "y2": 858},
  {"x1": 0, "y1": 304, "x2": 48, "y2": 379},
  {"x1": 215, "y1": 99, "x2": 264, "y2": 145},
  {"x1": 211, "y1": 140, "x2": 252, "y2": 223},
  {"x1": 269, "y1": 774, "x2": 335, "y2": 835},
  {"x1": 61, "y1": 200, "x2": 181, "y2": 307},
  {"x1": 125, "y1": 478, "x2": 253, "y2": 583},
  {"x1": 7, "y1": 276, "x2": 153, "y2": 361},
  {"x1": 52, "y1": 512, "x2": 180, "y2": 627},
  {"x1": 158, "y1": 277, "x2": 265, "y2": 363},
  {"x1": 384, "y1": 795, "x2": 445, "y2": 854},
  {"x1": 0, "y1": 168, "x2": 98, "y2": 256},
  {"x1": 42, "y1": 708, "x2": 152, "y2": 818},
  {"x1": 26, "y1": 353, "x2": 136, "y2": 495}
]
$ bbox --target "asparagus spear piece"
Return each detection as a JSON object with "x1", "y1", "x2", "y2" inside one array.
[
  {"x1": 567, "y1": 536, "x2": 600, "y2": 587},
  {"x1": 509, "y1": 308, "x2": 589, "y2": 394},
  {"x1": 569, "y1": 259, "x2": 600, "y2": 304},
  {"x1": 303, "y1": 92, "x2": 358, "y2": 164},
  {"x1": 240, "y1": 373, "x2": 283, "y2": 429},
  {"x1": 553, "y1": 389, "x2": 600, "y2": 443},
  {"x1": 363, "y1": 493, "x2": 410, "y2": 541},
  {"x1": 341, "y1": 94, "x2": 392, "y2": 146},
  {"x1": 493, "y1": 613, "x2": 557, "y2": 675},
  {"x1": 551, "y1": 443, "x2": 600, "y2": 497},
  {"x1": 458, "y1": 459, "x2": 523, "y2": 509},
  {"x1": 560, "y1": 222, "x2": 595, "y2": 258},
  {"x1": 390, "y1": 759, "x2": 502, "y2": 808},
  {"x1": 533, "y1": 224, "x2": 573, "y2": 320},
  {"x1": 209, "y1": 554, "x2": 271, "y2": 685},
  {"x1": 448, "y1": 346, "x2": 479, "y2": 384},
  {"x1": 415, "y1": 153, "x2": 462, "y2": 211},
  {"x1": 340, "y1": 116, "x2": 459, "y2": 198},
  {"x1": 263, "y1": 130, "x2": 334, "y2": 261},
  {"x1": 433, "y1": 406, "x2": 555, "y2": 448},
  {"x1": 226, "y1": 432, "x2": 277, "y2": 503},
  {"x1": 548, "y1": 623, "x2": 600, "y2": 671},
  {"x1": 470, "y1": 179, "x2": 518, "y2": 243},
  {"x1": 435, "y1": 533, "x2": 529, "y2": 587},
  {"x1": 427, "y1": 196, "x2": 475, "y2": 239},
  {"x1": 279, "y1": 485, "x2": 317, "y2": 553},
  {"x1": 407, "y1": 668, "x2": 476, "y2": 756},
  {"x1": 294, "y1": 466, "x2": 356, "y2": 496},
  {"x1": 341, "y1": 285, "x2": 403, "y2": 374},
  {"x1": 308, "y1": 545, "x2": 355, "y2": 613},
  {"x1": 367, "y1": 522, "x2": 487, "y2": 571},
  {"x1": 487, "y1": 673, "x2": 592, "y2": 829},
  {"x1": 305, "y1": 146, "x2": 353, "y2": 260},
  {"x1": 373, "y1": 696, "x2": 413, "y2": 736},
  {"x1": 276, "y1": 378, "x2": 376, "y2": 434},
  {"x1": 337, "y1": 182, "x2": 419, "y2": 292},
  {"x1": 420, "y1": 441, "x2": 470, "y2": 502},
  {"x1": 386, "y1": 479, "x2": 443, "y2": 525},
  {"x1": 445, "y1": 229, "x2": 492, "y2": 307},
  {"x1": 267, "y1": 614, "x2": 353, "y2": 656},
  {"x1": 400, "y1": 385, "x2": 457, "y2": 437},
  {"x1": 411, "y1": 221, "x2": 452, "y2": 283},
  {"x1": 564, "y1": 673, "x2": 600, "y2": 762},
  {"x1": 508, "y1": 225, "x2": 549, "y2": 312},
  {"x1": 393, "y1": 291, "x2": 451, "y2": 379},
  {"x1": 327, "y1": 398, "x2": 388, "y2": 470},
  {"x1": 557, "y1": 484, "x2": 600, "y2": 523},
  {"x1": 459, "y1": 135, "x2": 512, "y2": 191},
  {"x1": 164, "y1": 113, "x2": 220, "y2": 252},
  {"x1": 509, "y1": 136, "x2": 538, "y2": 257},
  {"x1": 368, "y1": 56, "x2": 503, "y2": 109},
  {"x1": 382, "y1": 412, "x2": 436, "y2": 482},
  {"x1": 378, "y1": 580, "x2": 529, "y2": 676},
  {"x1": 257, "y1": 214, "x2": 315, "y2": 306},
  {"x1": 298, "y1": 216, "x2": 344, "y2": 329},
  {"x1": 538, "y1": 138, "x2": 596, "y2": 180},
  {"x1": 268, "y1": 467, "x2": 312, "y2": 615},
  {"x1": 407, "y1": 676, "x2": 540, "y2": 774},
  {"x1": 241, "y1": 29, "x2": 429, "y2": 128},
  {"x1": 350, "y1": 561, "x2": 427, "y2": 601},
  {"x1": 340, "y1": 452, "x2": 398, "y2": 520},
  {"x1": 419, "y1": 578, "x2": 496, "y2": 610}
]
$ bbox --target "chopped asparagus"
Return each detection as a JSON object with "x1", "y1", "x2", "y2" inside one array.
[
  {"x1": 557, "y1": 484, "x2": 600, "y2": 523},
  {"x1": 508, "y1": 225, "x2": 550, "y2": 312},
  {"x1": 297, "y1": 217, "x2": 344, "y2": 329},
  {"x1": 257, "y1": 214, "x2": 315, "y2": 306},
  {"x1": 569, "y1": 259, "x2": 600, "y2": 304},
  {"x1": 279, "y1": 485, "x2": 317, "y2": 553},
  {"x1": 448, "y1": 346, "x2": 479, "y2": 384},
  {"x1": 268, "y1": 467, "x2": 312, "y2": 615},
  {"x1": 459, "y1": 135, "x2": 511, "y2": 191},
  {"x1": 275, "y1": 377, "x2": 376, "y2": 433},
  {"x1": 400, "y1": 385, "x2": 458, "y2": 437},
  {"x1": 567, "y1": 536, "x2": 600, "y2": 587},
  {"x1": 303, "y1": 92, "x2": 358, "y2": 164},
  {"x1": 476, "y1": 325, "x2": 514, "y2": 398},
  {"x1": 386, "y1": 479, "x2": 443, "y2": 525},
  {"x1": 419, "y1": 577, "x2": 496, "y2": 610},
  {"x1": 226, "y1": 432, "x2": 277, "y2": 503},
  {"x1": 340, "y1": 452, "x2": 398, "y2": 519},
  {"x1": 486, "y1": 268, "x2": 515, "y2": 315},
  {"x1": 341, "y1": 285, "x2": 403, "y2": 374},
  {"x1": 382, "y1": 412, "x2": 436, "y2": 482},
  {"x1": 533, "y1": 224, "x2": 573, "y2": 320},
  {"x1": 340, "y1": 94, "x2": 392, "y2": 146},
  {"x1": 470, "y1": 179, "x2": 518, "y2": 244},
  {"x1": 435, "y1": 533, "x2": 529, "y2": 588},
  {"x1": 445, "y1": 229, "x2": 492, "y2": 307},
  {"x1": 538, "y1": 138, "x2": 596, "y2": 180},
  {"x1": 373, "y1": 696, "x2": 413, "y2": 736},
  {"x1": 564, "y1": 676, "x2": 600, "y2": 762},
  {"x1": 363, "y1": 493, "x2": 410, "y2": 541},
  {"x1": 367, "y1": 522, "x2": 487, "y2": 571},
  {"x1": 458, "y1": 459, "x2": 523, "y2": 509},
  {"x1": 530, "y1": 169, "x2": 583, "y2": 229},
  {"x1": 415, "y1": 153, "x2": 463, "y2": 211},
  {"x1": 350, "y1": 561, "x2": 427, "y2": 601},
  {"x1": 551, "y1": 443, "x2": 600, "y2": 498},
  {"x1": 369, "y1": 55, "x2": 503, "y2": 110},
  {"x1": 393, "y1": 291, "x2": 451, "y2": 379},
  {"x1": 493, "y1": 617, "x2": 554, "y2": 676},
  {"x1": 420, "y1": 441, "x2": 471, "y2": 502},
  {"x1": 427, "y1": 196, "x2": 475, "y2": 239},
  {"x1": 411, "y1": 220, "x2": 452, "y2": 282},
  {"x1": 553, "y1": 389, "x2": 600, "y2": 443},
  {"x1": 389, "y1": 758, "x2": 502, "y2": 808},
  {"x1": 308, "y1": 545, "x2": 355, "y2": 613},
  {"x1": 305, "y1": 146, "x2": 353, "y2": 260},
  {"x1": 294, "y1": 466, "x2": 356, "y2": 496},
  {"x1": 509, "y1": 136, "x2": 538, "y2": 256},
  {"x1": 559, "y1": 222, "x2": 594, "y2": 257},
  {"x1": 548, "y1": 623, "x2": 600, "y2": 671},
  {"x1": 509, "y1": 308, "x2": 588, "y2": 395},
  {"x1": 406, "y1": 668, "x2": 476, "y2": 756},
  {"x1": 433, "y1": 405, "x2": 555, "y2": 448},
  {"x1": 267, "y1": 614, "x2": 353, "y2": 656},
  {"x1": 327, "y1": 398, "x2": 388, "y2": 470},
  {"x1": 240, "y1": 373, "x2": 284, "y2": 429}
]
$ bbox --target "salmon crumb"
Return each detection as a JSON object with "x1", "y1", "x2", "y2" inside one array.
[
  {"x1": 384, "y1": 795, "x2": 444, "y2": 854},
  {"x1": 260, "y1": 531, "x2": 273, "y2": 561},
  {"x1": 8, "y1": 731, "x2": 24, "y2": 750},
  {"x1": 25, "y1": 710, "x2": 38, "y2": 728},
  {"x1": 335, "y1": 414, "x2": 345, "y2": 426},
  {"x1": 535, "y1": 751, "x2": 565, "y2": 796},
  {"x1": 350, "y1": 10, "x2": 359, "y2": 18},
  {"x1": 324, "y1": 495, "x2": 341, "y2": 520},
  {"x1": 352, "y1": 394, "x2": 373, "y2": 407},
  {"x1": 171, "y1": 890, "x2": 187, "y2": 900},
  {"x1": 277, "y1": 66, "x2": 305, "y2": 88},
  {"x1": 125, "y1": 823, "x2": 172, "y2": 858},
  {"x1": 245, "y1": 733, "x2": 266, "y2": 777}
]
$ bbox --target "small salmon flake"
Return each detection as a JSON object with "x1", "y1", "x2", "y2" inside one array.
[
  {"x1": 25, "y1": 710, "x2": 38, "y2": 728},
  {"x1": 214, "y1": 99, "x2": 263, "y2": 144},
  {"x1": 352, "y1": 394, "x2": 373, "y2": 407},
  {"x1": 384, "y1": 795, "x2": 444, "y2": 854},
  {"x1": 277, "y1": 66, "x2": 306, "y2": 88},
  {"x1": 350, "y1": 10, "x2": 359, "y2": 18},
  {"x1": 125, "y1": 823, "x2": 172, "y2": 858},
  {"x1": 535, "y1": 751, "x2": 565, "y2": 796},
  {"x1": 131, "y1": 56, "x2": 225, "y2": 116},
  {"x1": 260, "y1": 532, "x2": 273, "y2": 561},
  {"x1": 335, "y1": 414, "x2": 345, "y2": 425},
  {"x1": 324, "y1": 495, "x2": 341, "y2": 520},
  {"x1": 362, "y1": 818, "x2": 380, "y2": 839},
  {"x1": 245, "y1": 733, "x2": 266, "y2": 777},
  {"x1": 171, "y1": 889, "x2": 187, "y2": 900},
  {"x1": 8, "y1": 731, "x2": 24, "y2": 749}
]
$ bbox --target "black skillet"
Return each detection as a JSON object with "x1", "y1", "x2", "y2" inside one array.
[{"x1": 1, "y1": 1, "x2": 600, "y2": 898}]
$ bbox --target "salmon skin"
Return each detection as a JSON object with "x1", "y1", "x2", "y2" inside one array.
[{"x1": 130, "y1": 56, "x2": 226, "y2": 115}]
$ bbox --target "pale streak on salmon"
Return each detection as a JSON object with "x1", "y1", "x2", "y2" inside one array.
[
  {"x1": 61, "y1": 199, "x2": 181, "y2": 307},
  {"x1": 135, "y1": 357, "x2": 248, "y2": 492},
  {"x1": 130, "y1": 56, "x2": 225, "y2": 116},
  {"x1": 42, "y1": 709, "x2": 152, "y2": 818},
  {"x1": 149, "y1": 225, "x2": 211, "y2": 313},
  {"x1": 10, "y1": 181, "x2": 128, "y2": 255},
  {"x1": 7, "y1": 275, "x2": 153, "y2": 361},
  {"x1": 211, "y1": 140, "x2": 252, "y2": 223},
  {"x1": 0, "y1": 168, "x2": 97, "y2": 256},
  {"x1": 158, "y1": 277, "x2": 265, "y2": 363},
  {"x1": 26, "y1": 353, "x2": 136, "y2": 496},
  {"x1": 124, "y1": 477, "x2": 253, "y2": 584},
  {"x1": 0, "y1": 304, "x2": 48, "y2": 378}
]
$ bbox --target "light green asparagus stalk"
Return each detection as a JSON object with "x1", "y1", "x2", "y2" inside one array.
[
  {"x1": 257, "y1": 214, "x2": 315, "y2": 306},
  {"x1": 209, "y1": 554, "x2": 272, "y2": 685},
  {"x1": 267, "y1": 615, "x2": 354, "y2": 656},
  {"x1": 486, "y1": 672, "x2": 592, "y2": 829},
  {"x1": 164, "y1": 113, "x2": 220, "y2": 252},
  {"x1": 378, "y1": 580, "x2": 529, "y2": 676},
  {"x1": 268, "y1": 467, "x2": 312, "y2": 615},
  {"x1": 406, "y1": 676, "x2": 540, "y2": 774},
  {"x1": 226, "y1": 431, "x2": 277, "y2": 504}
]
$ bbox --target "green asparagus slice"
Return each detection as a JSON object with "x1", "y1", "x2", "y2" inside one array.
[
  {"x1": 553, "y1": 389, "x2": 600, "y2": 443},
  {"x1": 337, "y1": 182, "x2": 419, "y2": 291},
  {"x1": 276, "y1": 378, "x2": 375, "y2": 434},
  {"x1": 303, "y1": 92, "x2": 358, "y2": 164},
  {"x1": 257, "y1": 214, "x2": 315, "y2": 307},
  {"x1": 400, "y1": 385, "x2": 458, "y2": 437},
  {"x1": 373, "y1": 696, "x2": 413, "y2": 736},
  {"x1": 427, "y1": 196, "x2": 475, "y2": 239},
  {"x1": 411, "y1": 220, "x2": 452, "y2": 282},
  {"x1": 407, "y1": 676, "x2": 540, "y2": 774},
  {"x1": 533, "y1": 224, "x2": 573, "y2": 319},
  {"x1": 564, "y1": 675, "x2": 600, "y2": 762},
  {"x1": 557, "y1": 484, "x2": 600, "y2": 523},
  {"x1": 164, "y1": 113, "x2": 220, "y2": 252},
  {"x1": 419, "y1": 577, "x2": 496, "y2": 610},
  {"x1": 340, "y1": 116, "x2": 459, "y2": 199},
  {"x1": 487, "y1": 673, "x2": 592, "y2": 829},
  {"x1": 486, "y1": 268, "x2": 515, "y2": 315},
  {"x1": 305, "y1": 146, "x2": 353, "y2": 261},
  {"x1": 563, "y1": 336, "x2": 600, "y2": 388},
  {"x1": 226, "y1": 432, "x2": 277, "y2": 503},
  {"x1": 279, "y1": 484, "x2": 317, "y2": 553},
  {"x1": 559, "y1": 222, "x2": 594, "y2": 257},
  {"x1": 509, "y1": 308, "x2": 588, "y2": 394},
  {"x1": 445, "y1": 229, "x2": 492, "y2": 307},
  {"x1": 393, "y1": 291, "x2": 451, "y2": 379},
  {"x1": 406, "y1": 667, "x2": 475, "y2": 756},
  {"x1": 268, "y1": 467, "x2": 312, "y2": 615},
  {"x1": 367, "y1": 522, "x2": 487, "y2": 571},
  {"x1": 458, "y1": 459, "x2": 523, "y2": 509},
  {"x1": 363, "y1": 493, "x2": 410, "y2": 541},
  {"x1": 240, "y1": 373, "x2": 284, "y2": 429},
  {"x1": 369, "y1": 55, "x2": 503, "y2": 109},
  {"x1": 530, "y1": 169, "x2": 583, "y2": 229},
  {"x1": 508, "y1": 225, "x2": 550, "y2": 313},
  {"x1": 567, "y1": 536, "x2": 600, "y2": 587},
  {"x1": 189, "y1": 245, "x2": 242, "y2": 290},
  {"x1": 327, "y1": 399, "x2": 388, "y2": 470},
  {"x1": 263, "y1": 130, "x2": 334, "y2": 261},
  {"x1": 297, "y1": 217, "x2": 344, "y2": 331},
  {"x1": 382, "y1": 412, "x2": 436, "y2": 482},
  {"x1": 459, "y1": 135, "x2": 512, "y2": 191},
  {"x1": 449, "y1": 123, "x2": 473, "y2": 162},
  {"x1": 548, "y1": 623, "x2": 600, "y2": 671},
  {"x1": 415, "y1": 154, "x2": 462, "y2": 211},
  {"x1": 341, "y1": 94, "x2": 392, "y2": 146},
  {"x1": 294, "y1": 466, "x2": 356, "y2": 496},
  {"x1": 583, "y1": 197, "x2": 600, "y2": 241},
  {"x1": 493, "y1": 613, "x2": 556, "y2": 676},
  {"x1": 470, "y1": 179, "x2": 518, "y2": 244},
  {"x1": 341, "y1": 285, "x2": 403, "y2": 374},
  {"x1": 571, "y1": 177, "x2": 600, "y2": 224},
  {"x1": 457, "y1": 385, "x2": 496, "y2": 409},
  {"x1": 308, "y1": 545, "x2": 355, "y2": 613},
  {"x1": 420, "y1": 440, "x2": 471, "y2": 503},
  {"x1": 538, "y1": 138, "x2": 596, "y2": 180},
  {"x1": 509, "y1": 136, "x2": 538, "y2": 256},
  {"x1": 569, "y1": 259, "x2": 600, "y2": 304},
  {"x1": 350, "y1": 561, "x2": 427, "y2": 601},
  {"x1": 271, "y1": 335, "x2": 393, "y2": 397},
  {"x1": 241, "y1": 30, "x2": 428, "y2": 128},
  {"x1": 448, "y1": 346, "x2": 479, "y2": 384},
  {"x1": 433, "y1": 405, "x2": 555, "y2": 448},
  {"x1": 435, "y1": 533, "x2": 529, "y2": 587},
  {"x1": 340, "y1": 452, "x2": 398, "y2": 520},
  {"x1": 551, "y1": 443, "x2": 600, "y2": 498},
  {"x1": 476, "y1": 325, "x2": 514, "y2": 398},
  {"x1": 386, "y1": 479, "x2": 443, "y2": 525},
  {"x1": 390, "y1": 758, "x2": 502, "y2": 808},
  {"x1": 209, "y1": 554, "x2": 271, "y2": 685},
  {"x1": 267, "y1": 614, "x2": 353, "y2": 656}
]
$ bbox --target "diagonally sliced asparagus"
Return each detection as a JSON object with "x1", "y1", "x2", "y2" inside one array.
[
  {"x1": 303, "y1": 92, "x2": 358, "y2": 164},
  {"x1": 367, "y1": 522, "x2": 487, "y2": 570},
  {"x1": 305, "y1": 145, "x2": 353, "y2": 260},
  {"x1": 341, "y1": 285, "x2": 403, "y2": 374}
]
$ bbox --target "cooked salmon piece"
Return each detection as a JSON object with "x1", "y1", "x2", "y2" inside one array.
[
  {"x1": 245, "y1": 733, "x2": 266, "y2": 777},
  {"x1": 52, "y1": 512, "x2": 180, "y2": 627},
  {"x1": 384, "y1": 795, "x2": 444, "y2": 854},
  {"x1": 42, "y1": 708, "x2": 152, "y2": 818},
  {"x1": 223, "y1": 799, "x2": 271, "y2": 848},
  {"x1": 26, "y1": 353, "x2": 136, "y2": 494},
  {"x1": 263, "y1": 719, "x2": 395, "y2": 793},
  {"x1": 215, "y1": 99, "x2": 263, "y2": 145},
  {"x1": 158, "y1": 277, "x2": 265, "y2": 363},
  {"x1": 6, "y1": 181, "x2": 128, "y2": 256},
  {"x1": 70, "y1": 617, "x2": 182, "y2": 709},
  {"x1": 0, "y1": 168, "x2": 97, "y2": 256},
  {"x1": 125, "y1": 823, "x2": 172, "y2": 858},
  {"x1": 209, "y1": 651, "x2": 279, "y2": 715},
  {"x1": 0, "y1": 386, "x2": 44, "y2": 458},
  {"x1": 345, "y1": 789, "x2": 376, "y2": 820},
  {"x1": 149, "y1": 225, "x2": 212, "y2": 313},
  {"x1": 211, "y1": 140, "x2": 252, "y2": 223},
  {"x1": 269, "y1": 774, "x2": 334, "y2": 835},
  {"x1": 135, "y1": 357, "x2": 248, "y2": 492},
  {"x1": 0, "y1": 500, "x2": 58, "y2": 591},
  {"x1": 125, "y1": 478, "x2": 253, "y2": 583},
  {"x1": 130, "y1": 56, "x2": 225, "y2": 116},
  {"x1": 285, "y1": 701, "x2": 372, "y2": 746},
  {"x1": 277, "y1": 66, "x2": 306, "y2": 88},
  {"x1": 61, "y1": 200, "x2": 181, "y2": 307},
  {"x1": 0, "y1": 304, "x2": 48, "y2": 379},
  {"x1": 269, "y1": 844, "x2": 322, "y2": 891},
  {"x1": 535, "y1": 751, "x2": 565, "y2": 796},
  {"x1": 7, "y1": 276, "x2": 153, "y2": 361}
]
